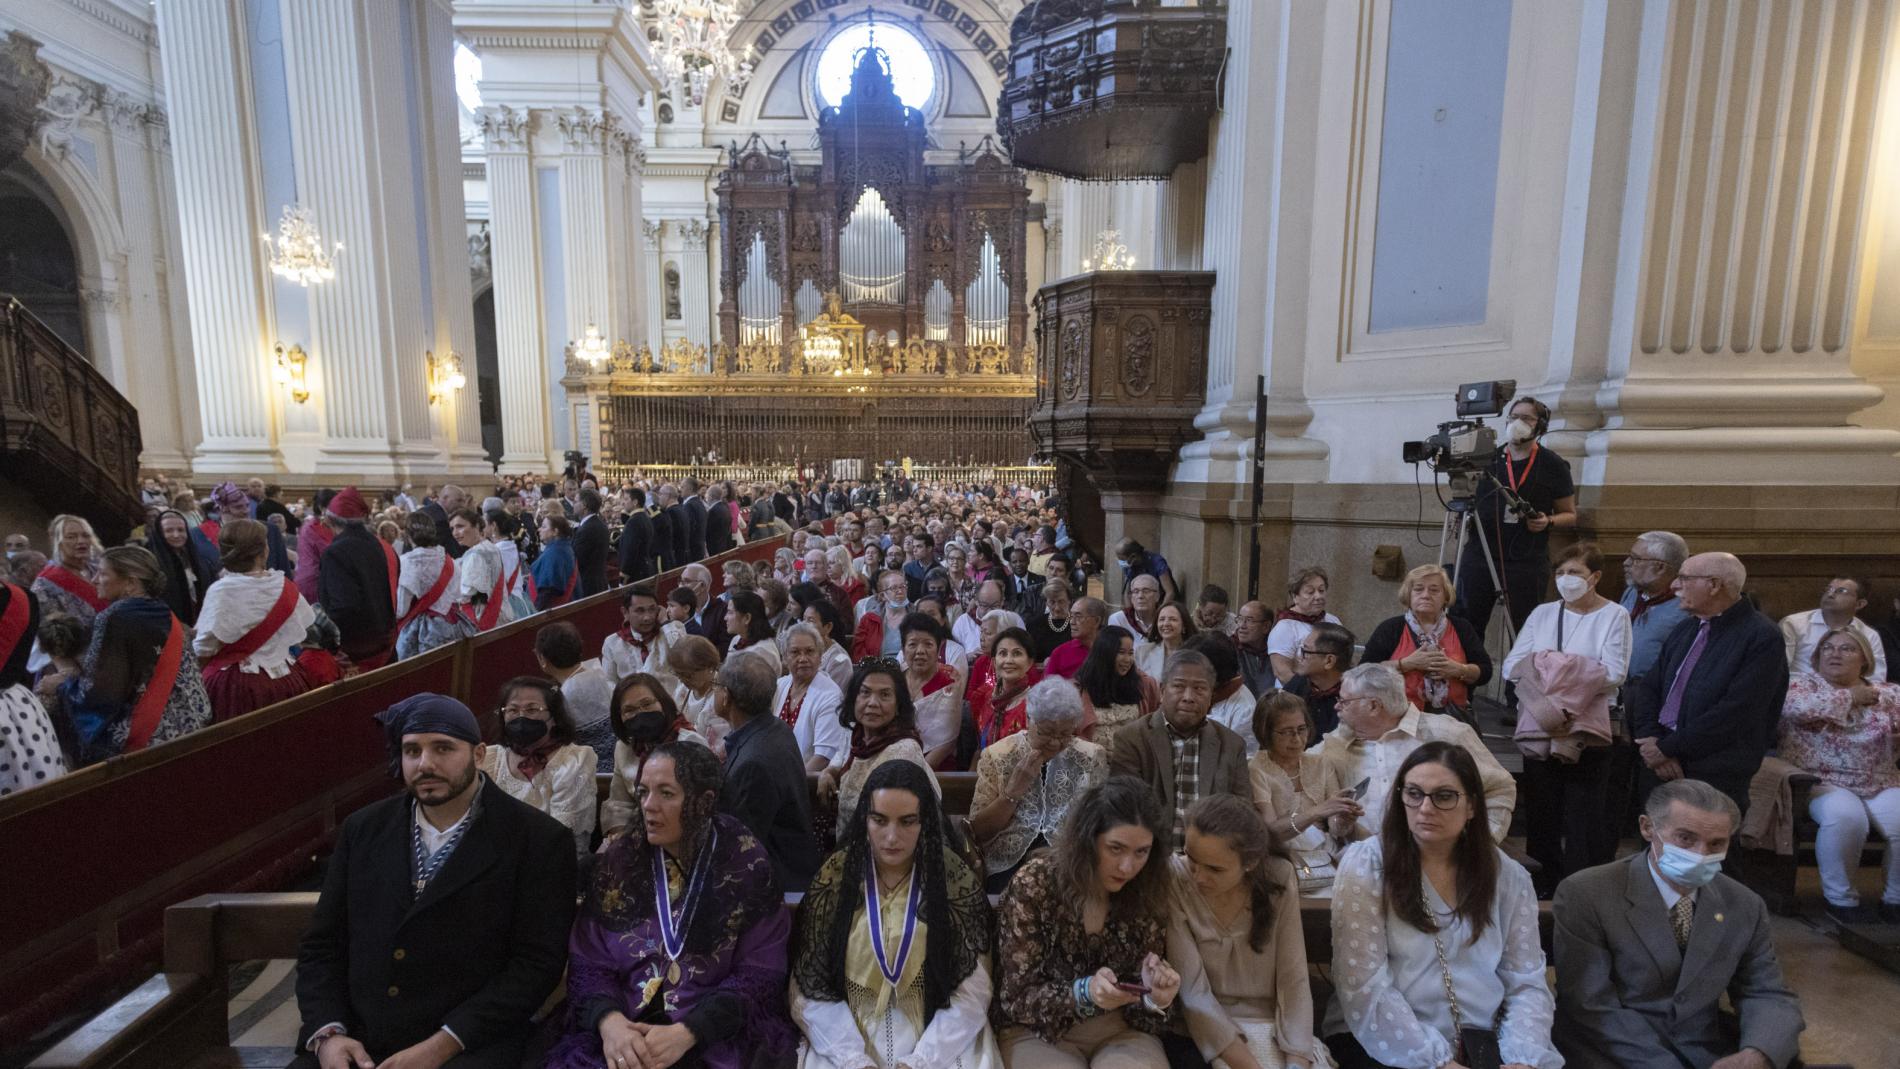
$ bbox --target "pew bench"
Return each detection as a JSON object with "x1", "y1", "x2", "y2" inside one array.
[{"x1": 29, "y1": 892, "x2": 1558, "y2": 1069}]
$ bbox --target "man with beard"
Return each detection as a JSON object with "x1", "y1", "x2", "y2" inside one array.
[{"x1": 294, "y1": 694, "x2": 575, "y2": 1069}]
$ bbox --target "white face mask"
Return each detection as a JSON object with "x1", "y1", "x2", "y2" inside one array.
[
  {"x1": 1555, "y1": 574, "x2": 1590, "y2": 602},
  {"x1": 1508, "y1": 417, "x2": 1537, "y2": 444}
]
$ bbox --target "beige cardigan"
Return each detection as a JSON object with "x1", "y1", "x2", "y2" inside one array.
[{"x1": 1167, "y1": 854, "x2": 1318, "y2": 1062}]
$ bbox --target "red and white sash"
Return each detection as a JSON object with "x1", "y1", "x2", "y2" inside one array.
[
  {"x1": 39, "y1": 563, "x2": 108, "y2": 613},
  {"x1": 397, "y1": 557, "x2": 456, "y2": 631},
  {"x1": 200, "y1": 578, "x2": 299, "y2": 680}
]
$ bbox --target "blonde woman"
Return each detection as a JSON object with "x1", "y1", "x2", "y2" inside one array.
[
  {"x1": 33, "y1": 514, "x2": 107, "y2": 629},
  {"x1": 1360, "y1": 564, "x2": 1491, "y2": 718}
]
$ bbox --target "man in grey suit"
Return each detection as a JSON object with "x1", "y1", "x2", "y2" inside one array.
[
  {"x1": 1553, "y1": 778, "x2": 1804, "y2": 1069},
  {"x1": 1108, "y1": 648, "x2": 1250, "y2": 850}
]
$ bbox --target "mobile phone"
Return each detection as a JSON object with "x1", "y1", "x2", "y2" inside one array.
[
  {"x1": 1113, "y1": 980, "x2": 1150, "y2": 995},
  {"x1": 1350, "y1": 777, "x2": 1371, "y2": 800}
]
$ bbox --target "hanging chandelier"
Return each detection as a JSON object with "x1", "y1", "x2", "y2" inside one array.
[
  {"x1": 799, "y1": 323, "x2": 845, "y2": 374},
  {"x1": 1081, "y1": 228, "x2": 1135, "y2": 273},
  {"x1": 648, "y1": 0, "x2": 756, "y2": 108},
  {"x1": 566, "y1": 322, "x2": 611, "y2": 366},
  {"x1": 261, "y1": 204, "x2": 342, "y2": 286}
]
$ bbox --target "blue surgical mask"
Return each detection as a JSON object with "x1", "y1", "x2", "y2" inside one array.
[{"x1": 1654, "y1": 841, "x2": 1725, "y2": 888}]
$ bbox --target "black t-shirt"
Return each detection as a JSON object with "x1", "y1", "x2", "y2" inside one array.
[{"x1": 1471, "y1": 442, "x2": 1574, "y2": 564}]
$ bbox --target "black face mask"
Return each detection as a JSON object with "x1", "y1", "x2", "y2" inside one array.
[
  {"x1": 622, "y1": 710, "x2": 670, "y2": 747},
  {"x1": 502, "y1": 717, "x2": 549, "y2": 750}
]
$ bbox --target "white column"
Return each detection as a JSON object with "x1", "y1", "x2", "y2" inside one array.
[
  {"x1": 480, "y1": 106, "x2": 554, "y2": 472},
  {"x1": 154, "y1": 0, "x2": 280, "y2": 473},
  {"x1": 679, "y1": 218, "x2": 712, "y2": 347},
  {"x1": 643, "y1": 218, "x2": 665, "y2": 353}
]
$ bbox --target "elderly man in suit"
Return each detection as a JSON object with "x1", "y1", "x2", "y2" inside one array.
[
  {"x1": 294, "y1": 694, "x2": 575, "y2": 1069},
  {"x1": 1553, "y1": 778, "x2": 1803, "y2": 1069},
  {"x1": 1108, "y1": 647, "x2": 1250, "y2": 849},
  {"x1": 1627, "y1": 551, "x2": 1788, "y2": 817}
]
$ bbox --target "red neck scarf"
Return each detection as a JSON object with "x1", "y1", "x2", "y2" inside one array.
[
  {"x1": 510, "y1": 735, "x2": 563, "y2": 780},
  {"x1": 619, "y1": 626, "x2": 656, "y2": 653},
  {"x1": 779, "y1": 680, "x2": 809, "y2": 727},
  {"x1": 1275, "y1": 607, "x2": 1324, "y2": 625},
  {"x1": 845, "y1": 723, "x2": 920, "y2": 772},
  {"x1": 1630, "y1": 591, "x2": 1676, "y2": 622}
]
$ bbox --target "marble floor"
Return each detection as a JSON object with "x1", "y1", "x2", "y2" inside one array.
[{"x1": 224, "y1": 864, "x2": 1900, "y2": 1068}]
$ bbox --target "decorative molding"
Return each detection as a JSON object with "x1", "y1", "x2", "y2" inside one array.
[
  {"x1": 462, "y1": 161, "x2": 486, "y2": 180},
  {"x1": 58, "y1": 0, "x2": 157, "y2": 46},
  {"x1": 99, "y1": 85, "x2": 164, "y2": 136},
  {"x1": 643, "y1": 218, "x2": 663, "y2": 250},
  {"x1": 34, "y1": 70, "x2": 97, "y2": 160},
  {"x1": 554, "y1": 106, "x2": 613, "y2": 152},
  {"x1": 476, "y1": 104, "x2": 531, "y2": 152},
  {"x1": 679, "y1": 218, "x2": 708, "y2": 250}
]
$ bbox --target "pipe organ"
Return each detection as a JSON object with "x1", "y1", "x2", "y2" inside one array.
[{"x1": 566, "y1": 42, "x2": 1038, "y2": 469}]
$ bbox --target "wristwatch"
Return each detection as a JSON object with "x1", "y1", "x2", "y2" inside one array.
[{"x1": 307, "y1": 1024, "x2": 347, "y2": 1053}]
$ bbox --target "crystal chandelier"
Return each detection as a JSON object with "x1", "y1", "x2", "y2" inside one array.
[
  {"x1": 800, "y1": 323, "x2": 845, "y2": 374},
  {"x1": 1081, "y1": 228, "x2": 1135, "y2": 273},
  {"x1": 566, "y1": 322, "x2": 611, "y2": 366},
  {"x1": 261, "y1": 204, "x2": 342, "y2": 286},
  {"x1": 649, "y1": 0, "x2": 756, "y2": 108}
]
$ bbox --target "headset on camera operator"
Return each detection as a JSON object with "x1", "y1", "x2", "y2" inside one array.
[{"x1": 1456, "y1": 396, "x2": 1577, "y2": 638}]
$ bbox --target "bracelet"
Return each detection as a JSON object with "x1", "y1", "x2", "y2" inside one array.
[{"x1": 1072, "y1": 976, "x2": 1102, "y2": 1018}]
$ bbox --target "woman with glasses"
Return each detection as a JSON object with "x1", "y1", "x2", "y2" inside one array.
[
  {"x1": 1779, "y1": 627, "x2": 1900, "y2": 924},
  {"x1": 598, "y1": 672, "x2": 708, "y2": 842},
  {"x1": 479, "y1": 676, "x2": 597, "y2": 860},
  {"x1": 1326, "y1": 741, "x2": 1559, "y2": 1069},
  {"x1": 1250, "y1": 692, "x2": 1361, "y2": 898},
  {"x1": 1501, "y1": 542, "x2": 1631, "y2": 894},
  {"x1": 970, "y1": 678, "x2": 1109, "y2": 895},
  {"x1": 1361, "y1": 565, "x2": 1491, "y2": 721}
]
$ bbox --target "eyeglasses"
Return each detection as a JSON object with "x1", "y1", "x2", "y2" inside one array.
[
  {"x1": 1825, "y1": 586, "x2": 1859, "y2": 598},
  {"x1": 1675, "y1": 574, "x2": 1720, "y2": 585},
  {"x1": 1270, "y1": 726, "x2": 1308, "y2": 740},
  {"x1": 502, "y1": 704, "x2": 548, "y2": 717},
  {"x1": 1400, "y1": 786, "x2": 1465, "y2": 811},
  {"x1": 1298, "y1": 646, "x2": 1326, "y2": 658},
  {"x1": 1623, "y1": 554, "x2": 1665, "y2": 565}
]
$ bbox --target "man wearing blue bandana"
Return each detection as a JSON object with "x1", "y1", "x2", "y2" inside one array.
[
  {"x1": 293, "y1": 693, "x2": 577, "y2": 1069},
  {"x1": 1551, "y1": 779, "x2": 1804, "y2": 1069}
]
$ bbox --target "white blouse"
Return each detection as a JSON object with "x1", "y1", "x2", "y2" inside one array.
[
  {"x1": 674, "y1": 682, "x2": 729, "y2": 757},
  {"x1": 479, "y1": 743, "x2": 597, "y2": 860},
  {"x1": 1267, "y1": 614, "x2": 1341, "y2": 661},
  {"x1": 773, "y1": 672, "x2": 849, "y2": 767},
  {"x1": 1328, "y1": 838, "x2": 1560, "y2": 1069},
  {"x1": 601, "y1": 620, "x2": 683, "y2": 691},
  {"x1": 1501, "y1": 599, "x2": 1633, "y2": 690},
  {"x1": 455, "y1": 540, "x2": 510, "y2": 625},
  {"x1": 821, "y1": 643, "x2": 855, "y2": 695},
  {"x1": 192, "y1": 571, "x2": 318, "y2": 677},
  {"x1": 1134, "y1": 639, "x2": 1181, "y2": 684},
  {"x1": 397, "y1": 546, "x2": 456, "y2": 617}
]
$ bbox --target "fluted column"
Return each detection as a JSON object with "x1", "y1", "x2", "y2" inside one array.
[
  {"x1": 418, "y1": 0, "x2": 488, "y2": 472},
  {"x1": 679, "y1": 218, "x2": 712, "y2": 347},
  {"x1": 154, "y1": 0, "x2": 279, "y2": 473},
  {"x1": 643, "y1": 219, "x2": 665, "y2": 352},
  {"x1": 480, "y1": 106, "x2": 553, "y2": 472}
]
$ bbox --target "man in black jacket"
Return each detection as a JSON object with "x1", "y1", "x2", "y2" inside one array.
[
  {"x1": 711, "y1": 654, "x2": 818, "y2": 891},
  {"x1": 682, "y1": 476, "x2": 709, "y2": 561},
  {"x1": 571, "y1": 488, "x2": 609, "y2": 598},
  {"x1": 294, "y1": 694, "x2": 575, "y2": 1068},
  {"x1": 422, "y1": 485, "x2": 470, "y2": 559},
  {"x1": 660, "y1": 484, "x2": 691, "y2": 569},
  {"x1": 704, "y1": 483, "x2": 734, "y2": 557},
  {"x1": 1628, "y1": 551, "x2": 1788, "y2": 817},
  {"x1": 316, "y1": 487, "x2": 397, "y2": 671},
  {"x1": 615, "y1": 485, "x2": 656, "y2": 583}
]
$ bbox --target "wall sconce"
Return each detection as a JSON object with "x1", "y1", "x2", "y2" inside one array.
[
  {"x1": 272, "y1": 343, "x2": 310, "y2": 404},
  {"x1": 426, "y1": 349, "x2": 467, "y2": 405}
]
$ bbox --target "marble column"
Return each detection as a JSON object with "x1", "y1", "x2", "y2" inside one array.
[
  {"x1": 643, "y1": 218, "x2": 665, "y2": 353},
  {"x1": 678, "y1": 218, "x2": 712, "y2": 348},
  {"x1": 478, "y1": 105, "x2": 553, "y2": 472},
  {"x1": 153, "y1": 0, "x2": 279, "y2": 474}
]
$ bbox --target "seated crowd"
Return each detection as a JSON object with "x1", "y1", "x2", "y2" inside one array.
[{"x1": 267, "y1": 497, "x2": 1875, "y2": 1069}]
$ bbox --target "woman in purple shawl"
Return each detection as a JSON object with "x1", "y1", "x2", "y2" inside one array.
[{"x1": 546, "y1": 740, "x2": 795, "y2": 1069}]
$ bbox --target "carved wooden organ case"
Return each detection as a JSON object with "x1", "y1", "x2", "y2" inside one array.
[{"x1": 714, "y1": 44, "x2": 1030, "y2": 370}]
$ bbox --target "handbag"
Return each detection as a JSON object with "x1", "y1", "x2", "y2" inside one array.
[{"x1": 1431, "y1": 933, "x2": 1502, "y2": 1069}]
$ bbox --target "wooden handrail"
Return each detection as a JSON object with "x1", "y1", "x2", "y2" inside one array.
[{"x1": 0, "y1": 529, "x2": 805, "y2": 1048}]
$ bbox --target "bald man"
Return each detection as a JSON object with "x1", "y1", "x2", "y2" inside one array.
[{"x1": 1627, "y1": 552, "x2": 1788, "y2": 817}]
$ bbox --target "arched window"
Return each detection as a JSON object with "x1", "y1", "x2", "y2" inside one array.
[
  {"x1": 816, "y1": 21, "x2": 935, "y2": 111},
  {"x1": 840, "y1": 187, "x2": 904, "y2": 304},
  {"x1": 0, "y1": 180, "x2": 86, "y2": 357}
]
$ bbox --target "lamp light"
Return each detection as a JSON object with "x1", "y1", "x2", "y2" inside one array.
[{"x1": 273, "y1": 343, "x2": 310, "y2": 404}]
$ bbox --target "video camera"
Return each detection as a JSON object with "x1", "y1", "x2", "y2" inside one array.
[
  {"x1": 563, "y1": 450, "x2": 588, "y2": 482},
  {"x1": 1401, "y1": 379, "x2": 1516, "y2": 474}
]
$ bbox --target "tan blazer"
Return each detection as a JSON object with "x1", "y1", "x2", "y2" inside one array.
[
  {"x1": 1107, "y1": 709, "x2": 1251, "y2": 838},
  {"x1": 1552, "y1": 851, "x2": 1804, "y2": 1069}
]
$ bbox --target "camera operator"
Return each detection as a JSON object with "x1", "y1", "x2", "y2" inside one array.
[{"x1": 1454, "y1": 395, "x2": 1577, "y2": 638}]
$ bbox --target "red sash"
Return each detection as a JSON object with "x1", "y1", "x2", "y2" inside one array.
[
  {"x1": 199, "y1": 520, "x2": 221, "y2": 545},
  {"x1": 474, "y1": 572, "x2": 506, "y2": 631},
  {"x1": 561, "y1": 562, "x2": 577, "y2": 602},
  {"x1": 40, "y1": 563, "x2": 108, "y2": 613},
  {"x1": 380, "y1": 542, "x2": 400, "y2": 603},
  {"x1": 127, "y1": 618, "x2": 186, "y2": 751},
  {"x1": 201, "y1": 578, "x2": 299, "y2": 678},
  {"x1": 0, "y1": 582, "x2": 30, "y2": 664},
  {"x1": 397, "y1": 557, "x2": 456, "y2": 630}
]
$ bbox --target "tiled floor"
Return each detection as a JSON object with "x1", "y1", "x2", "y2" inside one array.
[{"x1": 226, "y1": 864, "x2": 1900, "y2": 1068}]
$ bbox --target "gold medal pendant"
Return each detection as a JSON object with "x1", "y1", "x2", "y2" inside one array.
[
  {"x1": 638, "y1": 975, "x2": 662, "y2": 1011},
  {"x1": 667, "y1": 960, "x2": 682, "y2": 985}
]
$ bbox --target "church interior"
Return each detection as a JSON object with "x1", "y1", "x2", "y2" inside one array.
[{"x1": 4, "y1": 0, "x2": 1900, "y2": 1066}]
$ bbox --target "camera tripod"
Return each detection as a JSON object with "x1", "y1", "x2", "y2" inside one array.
[{"x1": 1435, "y1": 470, "x2": 1520, "y2": 680}]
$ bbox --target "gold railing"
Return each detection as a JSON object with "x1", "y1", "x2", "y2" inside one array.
[
  {"x1": 563, "y1": 337, "x2": 1037, "y2": 397},
  {"x1": 592, "y1": 462, "x2": 1058, "y2": 491}
]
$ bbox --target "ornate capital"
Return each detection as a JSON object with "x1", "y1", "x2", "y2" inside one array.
[
  {"x1": 555, "y1": 106, "x2": 612, "y2": 152},
  {"x1": 100, "y1": 87, "x2": 163, "y2": 136},
  {"x1": 0, "y1": 31, "x2": 53, "y2": 169},
  {"x1": 642, "y1": 219, "x2": 663, "y2": 250},
  {"x1": 36, "y1": 71, "x2": 98, "y2": 161},
  {"x1": 477, "y1": 105, "x2": 531, "y2": 153},
  {"x1": 679, "y1": 218, "x2": 708, "y2": 251}
]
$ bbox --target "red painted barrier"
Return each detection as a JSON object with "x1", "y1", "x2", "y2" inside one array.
[{"x1": 0, "y1": 530, "x2": 801, "y2": 1048}]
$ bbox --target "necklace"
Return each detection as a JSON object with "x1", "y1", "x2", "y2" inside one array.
[
  {"x1": 652, "y1": 828, "x2": 716, "y2": 985},
  {"x1": 1047, "y1": 613, "x2": 1069, "y2": 633},
  {"x1": 864, "y1": 860, "x2": 922, "y2": 987}
]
